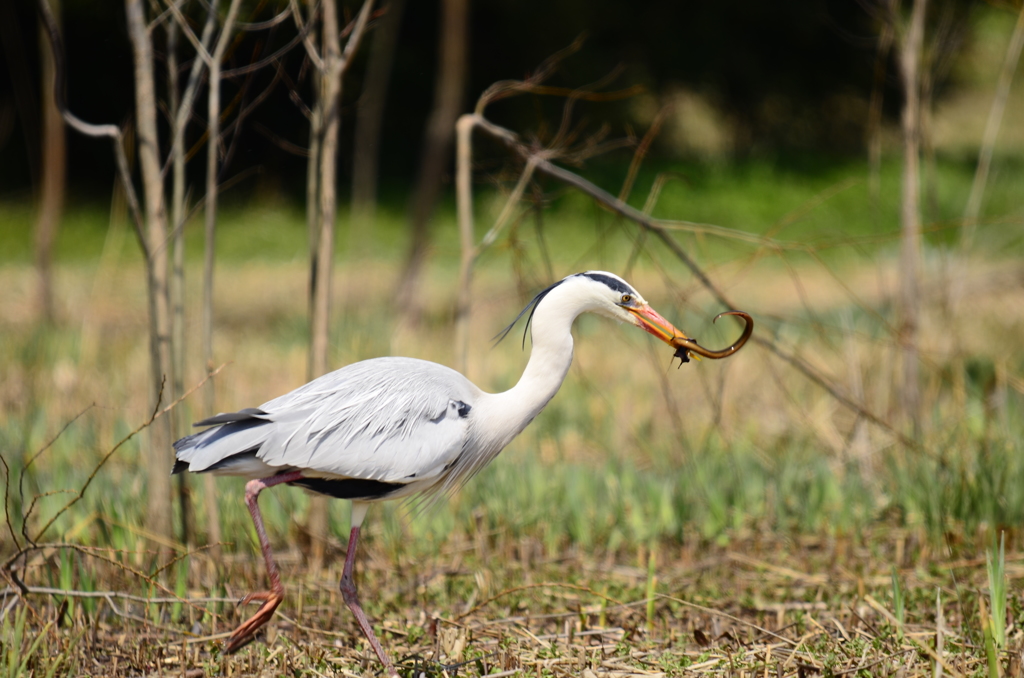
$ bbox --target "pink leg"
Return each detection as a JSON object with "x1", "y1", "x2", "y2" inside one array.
[
  {"x1": 225, "y1": 470, "x2": 304, "y2": 654},
  {"x1": 340, "y1": 526, "x2": 396, "y2": 675}
]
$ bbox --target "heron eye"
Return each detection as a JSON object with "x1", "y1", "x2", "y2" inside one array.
[{"x1": 620, "y1": 294, "x2": 632, "y2": 304}]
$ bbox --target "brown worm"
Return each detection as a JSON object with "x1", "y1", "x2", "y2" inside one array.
[{"x1": 672, "y1": 311, "x2": 753, "y2": 361}]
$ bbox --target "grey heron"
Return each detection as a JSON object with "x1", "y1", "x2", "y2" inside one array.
[{"x1": 172, "y1": 271, "x2": 752, "y2": 671}]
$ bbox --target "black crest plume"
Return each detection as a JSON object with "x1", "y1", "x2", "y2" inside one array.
[{"x1": 493, "y1": 278, "x2": 567, "y2": 349}]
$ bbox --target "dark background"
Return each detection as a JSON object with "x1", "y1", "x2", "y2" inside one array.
[{"x1": 0, "y1": 0, "x2": 962, "y2": 203}]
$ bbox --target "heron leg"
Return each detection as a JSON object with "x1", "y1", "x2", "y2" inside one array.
[
  {"x1": 340, "y1": 524, "x2": 396, "y2": 675},
  {"x1": 225, "y1": 470, "x2": 304, "y2": 654}
]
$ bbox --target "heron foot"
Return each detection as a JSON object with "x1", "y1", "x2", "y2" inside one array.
[
  {"x1": 225, "y1": 589, "x2": 284, "y2": 654},
  {"x1": 340, "y1": 578, "x2": 396, "y2": 675}
]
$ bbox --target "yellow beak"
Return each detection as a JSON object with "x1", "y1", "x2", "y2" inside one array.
[
  {"x1": 626, "y1": 304, "x2": 690, "y2": 345},
  {"x1": 630, "y1": 308, "x2": 755, "y2": 362}
]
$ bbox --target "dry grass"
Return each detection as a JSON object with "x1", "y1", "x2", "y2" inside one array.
[{"x1": 4, "y1": 531, "x2": 1024, "y2": 676}]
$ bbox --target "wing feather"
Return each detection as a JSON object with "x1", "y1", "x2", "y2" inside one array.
[{"x1": 175, "y1": 357, "x2": 479, "y2": 486}]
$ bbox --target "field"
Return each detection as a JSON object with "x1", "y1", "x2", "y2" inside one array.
[{"x1": 2, "y1": 148, "x2": 1024, "y2": 677}]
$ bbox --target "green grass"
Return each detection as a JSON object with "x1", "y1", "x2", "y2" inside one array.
[
  {"x1": 2, "y1": 153, "x2": 1022, "y2": 269},
  {"x1": 6, "y1": 330, "x2": 1024, "y2": 563},
  {"x1": 2, "y1": 146, "x2": 1024, "y2": 674}
]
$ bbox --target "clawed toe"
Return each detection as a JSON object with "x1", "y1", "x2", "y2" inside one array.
[
  {"x1": 224, "y1": 628, "x2": 258, "y2": 654},
  {"x1": 224, "y1": 590, "x2": 283, "y2": 654}
]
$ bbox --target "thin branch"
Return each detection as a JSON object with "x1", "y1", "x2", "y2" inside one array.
[
  {"x1": 182, "y1": 167, "x2": 262, "y2": 223},
  {"x1": 20, "y1": 490, "x2": 74, "y2": 548},
  {"x1": 37, "y1": 0, "x2": 125, "y2": 139},
  {"x1": 0, "y1": 455, "x2": 18, "y2": 553},
  {"x1": 475, "y1": 34, "x2": 587, "y2": 112},
  {"x1": 218, "y1": 49, "x2": 285, "y2": 178},
  {"x1": 0, "y1": 585, "x2": 233, "y2": 605},
  {"x1": 235, "y1": 5, "x2": 292, "y2": 31},
  {"x1": 26, "y1": 364, "x2": 228, "y2": 545},
  {"x1": 163, "y1": 1, "x2": 218, "y2": 180},
  {"x1": 963, "y1": 0, "x2": 1024, "y2": 245},
  {"x1": 478, "y1": 157, "x2": 539, "y2": 252},
  {"x1": 289, "y1": 0, "x2": 324, "y2": 71},
  {"x1": 200, "y1": 0, "x2": 244, "y2": 438},
  {"x1": 18, "y1": 405, "x2": 96, "y2": 543},
  {"x1": 160, "y1": 0, "x2": 214, "y2": 66},
  {"x1": 339, "y1": 0, "x2": 375, "y2": 73},
  {"x1": 147, "y1": 0, "x2": 183, "y2": 33},
  {"x1": 549, "y1": 64, "x2": 629, "y2": 150},
  {"x1": 221, "y1": 2, "x2": 321, "y2": 78},
  {"x1": 212, "y1": 0, "x2": 244, "y2": 67},
  {"x1": 252, "y1": 121, "x2": 310, "y2": 156},
  {"x1": 4, "y1": 544, "x2": 211, "y2": 616},
  {"x1": 103, "y1": 598, "x2": 200, "y2": 636},
  {"x1": 619, "y1": 105, "x2": 670, "y2": 203},
  {"x1": 150, "y1": 542, "x2": 219, "y2": 578}
]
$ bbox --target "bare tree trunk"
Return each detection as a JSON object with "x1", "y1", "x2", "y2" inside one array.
[
  {"x1": 962, "y1": 1, "x2": 1024, "y2": 247},
  {"x1": 306, "y1": 0, "x2": 344, "y2": 568},
  {"x1": 454, "y1": 114, "x2": 476, "y2": 375},
  {"x1": 126, "y1": 0, "x2": 175, "y2": 548},
  {"x1": 309, "y1": 0, "x2": 344, "y2": 384},
  {"x1": 37, "y1": 0, "x2": 177, "y2": 545},
  {"x1": 301, "y1": 15, "x2": 327, "y2": 569},
  {"x1": 201, "y1": 2, "x2": 244, "y2": 557},
  {"x1": 306, "y1": 55, "x2": 323, "y2": 365},
  {"x1": 306, "y1": 0, "x2": 375, "y2": 571},
  {"x1": 350, "y1": 0, "x2": 405, "y2": 248},
  {"x1": 34, "y1": 0, "x2": 65, "y2": 325},
  {"x1": 168, "y1": 17, "x2": 184, "y2": 415},
  {"x1": 168, "y1": 1, "x2": 218, "y2": 554},
  {"x1": 202, "y1": 0, "x2": 243, "y2": 392},
  {"x1": 166, "y1": 12, "x2": 194, "y2": 549},
  {"x1": 897, "y1": 0, "x2": 927, "y2": 438},
  {"x1": 921, "y1": 63, "x2": 939, "y2": 226},
  {"x1": 395, "y1": 0, "x2": 468, "y2": 319}
]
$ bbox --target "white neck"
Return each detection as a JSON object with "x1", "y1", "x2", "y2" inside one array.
[{"x1": 476, "y1": 281, "x2": 592, "y2": 452}]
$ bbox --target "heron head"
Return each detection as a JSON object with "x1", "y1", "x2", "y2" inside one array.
[
  {"x1": 574, "y1": 272, "x2": 755, "y2": 362},
  {"x1": 496, "y1": 271, "x2": 753, "y2": 363},
  {"x1": 572, "y1": 271, "x2": 692, "y2": 346}
]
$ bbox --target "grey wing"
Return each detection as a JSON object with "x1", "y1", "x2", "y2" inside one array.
[{"x1": 174, "y1": 357, "x2": 479, "y2": 484}]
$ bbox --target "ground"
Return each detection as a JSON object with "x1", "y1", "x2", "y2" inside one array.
[{"x1": 4, "y1": 529, "x2": 1020, "y2": 676}]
